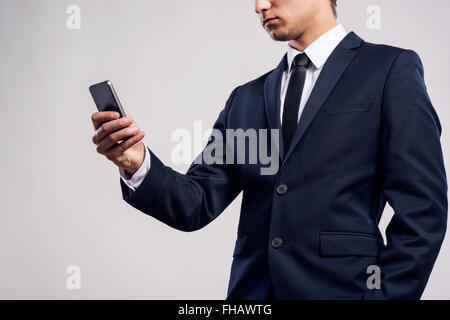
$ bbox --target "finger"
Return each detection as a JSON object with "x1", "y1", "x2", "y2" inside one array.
[
  {"x1": 106, "y1": 131, "x2": 145, "y2": 158},
  {"x1": 92, "y1": 117, "x2": 134, "y2": 144},
  {"x1": 91, "y1": 111, "x2": 120, "y2": 130},
  {"x1": 96, "y1": 126, "x2": 140, "y2": 154}
]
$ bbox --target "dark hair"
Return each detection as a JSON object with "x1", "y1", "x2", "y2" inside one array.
[{"x1": 331, "y1": 0, "x2": 337, "y2": 18}]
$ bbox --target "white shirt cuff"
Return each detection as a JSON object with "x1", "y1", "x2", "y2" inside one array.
[{"x1": 119, "y1": 143, "x2": 151, "y2": 191}]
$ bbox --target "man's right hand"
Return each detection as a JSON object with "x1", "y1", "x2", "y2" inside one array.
[{"x1": 91, "y1": 110, "x2": 146, "y2": 177}]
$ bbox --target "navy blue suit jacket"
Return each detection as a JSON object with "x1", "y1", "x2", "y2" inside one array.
[{"x1": 120, "y1": 31, "x2": 447, "y2": 299}]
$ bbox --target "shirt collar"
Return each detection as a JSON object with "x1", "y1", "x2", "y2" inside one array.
[{"x1": 286, "y1": 24, "x2": 348, "y2": 71}]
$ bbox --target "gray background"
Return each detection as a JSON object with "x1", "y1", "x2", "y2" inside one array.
[{"x1": 0, "y1": 0, "x2": 449, "y2": 299}]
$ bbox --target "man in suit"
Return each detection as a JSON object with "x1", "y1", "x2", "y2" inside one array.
[{"x1": 91, "y1": 0, "x2": 447, "y2": 299}]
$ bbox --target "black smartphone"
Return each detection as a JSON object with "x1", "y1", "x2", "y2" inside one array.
[{"x1": 89, "y1": 80, "x2": 126, "y2": 118}]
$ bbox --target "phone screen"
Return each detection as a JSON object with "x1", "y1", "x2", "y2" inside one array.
[{"x1": 89, "y1": 81, "x2": 126, "y2": 118}]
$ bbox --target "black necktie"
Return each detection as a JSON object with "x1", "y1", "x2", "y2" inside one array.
[{"x1": 282, "y1": 53, "x2": 311, "y2": 153}]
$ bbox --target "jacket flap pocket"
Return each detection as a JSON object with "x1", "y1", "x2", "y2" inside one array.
[
  {"x1": 233, "y1": 235, "x2": 247, "y2": 257},
  {"x1": 320, "y1": 232, "x2": 384, "y2": 257},
  {"x1": 321, "y1": 102, "x2": 373, "y2": 117}
]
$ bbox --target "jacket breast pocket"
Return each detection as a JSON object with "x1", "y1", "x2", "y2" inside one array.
[
  {"x1": 233, "y1": 235, "x2": 248, "y2": 257},
  {"x1": 320, "y1": 101, "x2": 373, "y2": 117},
  {"x1": 319, "y1": 232, "x2": 384, "y2": 257}
]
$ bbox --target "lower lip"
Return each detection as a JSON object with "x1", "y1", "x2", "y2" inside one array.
[{"x1": 264, "y1": 18, "x2": 278, "y2": 27}]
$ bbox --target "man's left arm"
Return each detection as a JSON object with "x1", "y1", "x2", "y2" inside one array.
[{"x1": 364, "y1": 49, "x2": 448, "y2": 300}]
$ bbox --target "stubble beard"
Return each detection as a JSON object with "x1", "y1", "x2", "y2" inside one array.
[{"x1": 267, "y1": 23, "x2": 299, "y2": 42}]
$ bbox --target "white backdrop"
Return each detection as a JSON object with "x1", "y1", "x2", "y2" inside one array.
[{"x1": 0, "y1": 0, "x2": 449, "y2": 299}]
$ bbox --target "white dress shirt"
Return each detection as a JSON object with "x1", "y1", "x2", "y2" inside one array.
[
  {"x1": 120, "y1": 24, "x2": 348, "y2": 191},
  {"x1": 280, "y1": 24, "x2": 348, "y2": 125}
]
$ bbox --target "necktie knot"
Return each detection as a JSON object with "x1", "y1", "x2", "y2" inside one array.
[{"x1": 292, "y1": 53, "x2": 310, "y2": 70}]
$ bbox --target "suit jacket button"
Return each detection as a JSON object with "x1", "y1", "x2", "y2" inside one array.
[
  {"x1": 276, "y1": 184, "x2": 288, "y2": 195},
  {"x1": 271, "y1": 237, "x2": 283, "y2": 249}
]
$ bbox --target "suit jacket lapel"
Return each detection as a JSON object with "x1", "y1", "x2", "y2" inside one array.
[
  {"x1": 282, "y1": 31, "x2": 364, "y2": 164},
  {"x1": 264, "y1": 54, "x2": 287, "y2": 163}
]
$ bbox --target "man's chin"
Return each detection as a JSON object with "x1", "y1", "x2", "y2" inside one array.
[{"x1": 268, "y1": 30, "x2": 291, "y2": 42}]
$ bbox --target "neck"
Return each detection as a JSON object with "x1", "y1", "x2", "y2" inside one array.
[{"x1": 288, "y1": 19, "x2": 337, "y2": 52}]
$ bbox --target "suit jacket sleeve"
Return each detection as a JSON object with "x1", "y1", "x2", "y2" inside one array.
[
  {"x1": 363, "y1": 50, "x2": 448, "y2": 299},
  {"x1": 119, "y1": 86, "x2": 243, "y2": 232}
]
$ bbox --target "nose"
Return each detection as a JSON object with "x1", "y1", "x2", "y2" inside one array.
[{"x1": 254, "y1": 0, "x2": 271, "y2": 14}]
